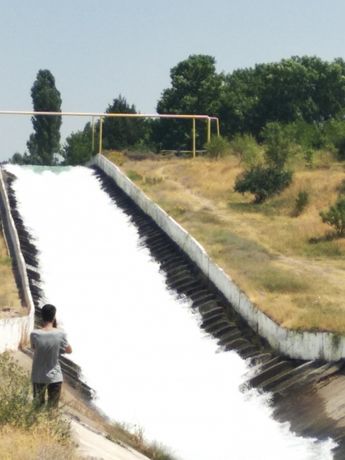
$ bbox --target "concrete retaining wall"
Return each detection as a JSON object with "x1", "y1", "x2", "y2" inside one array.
[
  {"x1": 92, "y1": 154, "x2": 345, "y2": 361},
  {"x1": 0, "y1": 169, "x2": 34, "y2": 352}
]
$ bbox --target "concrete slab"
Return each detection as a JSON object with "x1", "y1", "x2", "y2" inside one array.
[{"x1": 71, "y1": 419, "x2": 150, "y2": 460}]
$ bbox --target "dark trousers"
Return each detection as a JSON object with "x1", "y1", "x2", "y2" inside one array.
[{"x1": 33, "y1": 382, "x2": 62, "y2": 408}]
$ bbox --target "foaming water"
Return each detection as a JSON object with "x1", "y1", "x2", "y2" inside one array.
[{"x1": 7, "y1": 165, "x2": 335, "y2": 460}]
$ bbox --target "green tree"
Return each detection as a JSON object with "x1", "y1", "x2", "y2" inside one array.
[
  {"x1": 62, "y1": 123, "x2": 93, "y2": 165},
  {"x1": 9, "y1": 152, "x2": 31, "y2": 165},
  {"x1": 153, "y1": 55, "x2": 223, "y2": 150},
  {"x1": 27, "y1": 70, "x2": 62, "y2": 165},
  {"x1": 220, "y1": 56, "x2": 345, "y2": 138},
  {"x1": 102, "y1": 95, "x2": 149, "y2": 150}
]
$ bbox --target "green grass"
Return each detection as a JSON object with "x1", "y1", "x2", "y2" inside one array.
[
  {"x1": 304, "y1": 239, "x2": 345, "y2": 258},
  {"x1": 254, "y1": 268, "x2": 310, "y2": 293},
  {"x1": 127, "y1": 170, "x2": 143, "y2": 182}
]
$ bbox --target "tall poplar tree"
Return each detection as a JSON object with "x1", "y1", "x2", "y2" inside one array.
[{"x1": 27, "y1": 69, "x2": 62, "y2": 165}]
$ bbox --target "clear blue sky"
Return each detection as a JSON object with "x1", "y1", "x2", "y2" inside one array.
[{"x1": 1, "y1": 0, "x2": 345, "y2": 160}]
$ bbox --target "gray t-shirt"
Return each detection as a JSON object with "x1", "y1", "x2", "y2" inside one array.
[{"x1": 30, "y1": 329, "x2": 68, "y2": 384}]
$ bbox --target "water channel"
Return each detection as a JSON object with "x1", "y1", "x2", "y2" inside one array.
[{"x1": 6, "y1": 165, "x2": 335, "y2": 460}]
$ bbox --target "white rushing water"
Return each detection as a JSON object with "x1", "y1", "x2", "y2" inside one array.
[{"x1": 7, "y1": 165, "x2": 335, "y2": 460}]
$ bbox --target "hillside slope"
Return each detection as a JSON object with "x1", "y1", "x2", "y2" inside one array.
[{"x1": 113, "y1": 153, "x2": 345, "y2": 333}]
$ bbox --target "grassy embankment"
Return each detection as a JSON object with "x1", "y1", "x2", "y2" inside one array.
[{"x1": 104, "y1": 149, "x2": 345, "y2": 334}]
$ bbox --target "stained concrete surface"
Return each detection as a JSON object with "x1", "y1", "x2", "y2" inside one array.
[{"x1": 71, "y1": 419, "x2": 149, "y2": 460}]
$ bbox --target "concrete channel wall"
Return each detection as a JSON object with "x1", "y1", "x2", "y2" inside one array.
[
  {"x1": 92, "y1": 154, "x2": 345, "y2": 361},
  {"x1": 0, "y1": 169, "x2": 34, "y2": 352}
]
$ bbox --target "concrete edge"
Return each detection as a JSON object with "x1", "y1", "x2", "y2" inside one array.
[
  {"x1": 0, "y1": 168, "x2": 35, "y2": 352},
  {"x1": 91, "y1": 154, "x2": 345, "y2": 361}
]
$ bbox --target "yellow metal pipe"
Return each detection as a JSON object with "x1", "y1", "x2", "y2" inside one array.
[
  {"x1": 207, "y1": 118, "x2": 211, "y2": 143},
  {"x1": 192, "y1": 118, "x2": 196, "y2": 159},
  {"x1": 98, "y1": 117, "x2": 104, "y2": 154},
  {"x1": 209, "y1": 117, "x2": 221, "y2": 137},
  {"x1": 0, "y1": 110, "x2": 213, "y2": 121},
  {"x1": 91, "y1": 117, "x2": 95, "y2": 152}
]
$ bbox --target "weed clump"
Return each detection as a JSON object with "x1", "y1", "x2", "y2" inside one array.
[
  {"x1": 205, "y1": 136, "x2": 230, "y2": 159},
  {"x1": 107, "y1": 422, "x2": 177, "y2": 460},
  {"x1": 292, "y1": 190, "x2": 309, "y2": 217},
  {"x1": 230, "y1": 134, "x2": 262, "y2": 167},
  {"x1": 104, "y1": 150, "x2": 126, "y2": 166},
  {"x1": 127, "y1": 170, "x2": 143, "y2": 182},
  {"x1": 0, "y1": 352, "x2": 73, "y2": 456}
]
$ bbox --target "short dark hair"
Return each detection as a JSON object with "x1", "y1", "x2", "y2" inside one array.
[{"x1": 41, "y1": 304, "x2": 56, "y2": 323}]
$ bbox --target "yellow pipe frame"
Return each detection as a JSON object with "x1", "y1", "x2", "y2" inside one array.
[{"x1": 0, "y1": 110, "x2": 221, "y2": 157}]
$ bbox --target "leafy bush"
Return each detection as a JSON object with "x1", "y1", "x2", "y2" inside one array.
[
  {"x1": 320, "y1": 198, "x2": 345, "y2": 236},
  {"x1": 337, "y1": 178, "x2": 345, "y2": 195},
  {"x1": 204, "y1": 135, "x2": 230, "y2": 158},
  {"x1": 262, "y1": 122, "x2": 292, "y2": 168},
  {"x1": 304, "y1": 149, "x2": 314, "y2": 168},
  {"x1": 292, "y1": 190, "x2": 309, "y2": 216},
  {"x1": 322, "y1": 119, "x2": 345, "y2": 159},
  {"x1": 0, "y1": 353, "x2": 71, "y2": 442},
  {"x1": 286, "y1": 121, "x2": 323, "y2": 150},
  {"x1": 230, "y1": 134, "x2": 262, "y2": 167},
  {"x1": 234, "y1": 166, "x2": 292, "y2": 203}
]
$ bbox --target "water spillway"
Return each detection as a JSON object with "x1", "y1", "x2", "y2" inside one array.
[{"x1": 4, "y1": 164, "x2": 338, "y2": 459}]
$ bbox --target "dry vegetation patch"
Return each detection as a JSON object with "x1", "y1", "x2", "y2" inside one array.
[
  {"x1": 0, "y1": 229, "x2": 22, "y2": 317},
  {"x1": 0, "y1": 426, "x2": 77, "y2": 460},
  {"x1": 0, "y1": 353, "x2": 76, "y2": 460},
  {"x1": 110, "y1": 153, "x2": 345, "y2": 333}
]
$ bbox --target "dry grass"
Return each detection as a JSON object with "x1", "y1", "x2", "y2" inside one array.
[
  {"x1": 106, "y1": 151, "x2": 345, "y2": 333},
  {"x1": 0, "y1": 352, "x2": 76, "y2": 460},
  {"x1": 0, "y1": 230, "x2": 22, "y2": 317},
  {"x1": 0, "y1": 426, "x2": 77, "y2": 460}
]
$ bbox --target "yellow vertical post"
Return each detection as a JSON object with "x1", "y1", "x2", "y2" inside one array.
[
  {"x1": 216, "y1": 118, "x2": 220, "y2": 137},
  {"x1": 91, "y1": 117, "x2": 95, "y2": 152},
  {"x1": 98, "y1": 116, "x2": 104, "y2": 154},
  {"x1": 192, "y1": 118, "x2": 196, "y2": 158},
  {"x1": 207, "y1": 117, "x2": 211, "y2": 143}
]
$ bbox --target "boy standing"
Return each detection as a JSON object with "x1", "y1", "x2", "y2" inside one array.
[{"x1": 30, "y1": 304, "x2": 72, "y2": 408}]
